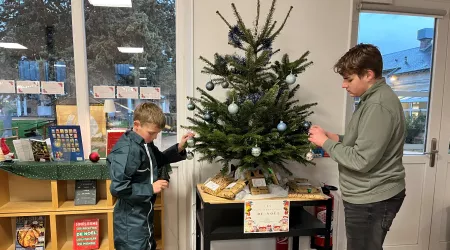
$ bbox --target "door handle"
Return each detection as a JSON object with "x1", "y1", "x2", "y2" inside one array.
[{"x1": 424, "y1": 138, "x2": 438, "y2": 167}]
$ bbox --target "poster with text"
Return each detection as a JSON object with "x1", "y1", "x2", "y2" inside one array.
[
  {"x1": 244, "y1": 200, "x2": 290, "y2": 233},
  {"x1": 0, "y1": 80, "x2": 16, "y2": 93},
  {"x1": 140, "y1": 87, "x2": 161, "y2": 99},
  {"x1": 117, "y1": 86, "x2": 138, "y2": 99},
  {"x1": 93, "y1": 86, "x2": 115, "y2": 98},
  {"x1": 42, "y1": 81, "x2": 65, "y2": 94},
  {"x1": 16, "y1": 81, "x2": 40, "y2": 94}
]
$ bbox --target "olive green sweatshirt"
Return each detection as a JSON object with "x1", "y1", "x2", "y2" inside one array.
[{"x1": 322, "y1": 78, "x2": 406, "y2": 204}]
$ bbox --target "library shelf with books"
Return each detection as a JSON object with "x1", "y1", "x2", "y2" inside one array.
[{"x1": 0, "y1": 161, "x2": 166, "y2": 250}]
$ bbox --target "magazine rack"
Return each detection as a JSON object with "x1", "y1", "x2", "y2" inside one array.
[{"x1": 0, "y1": 160, "x2": 165, "y2": 250}]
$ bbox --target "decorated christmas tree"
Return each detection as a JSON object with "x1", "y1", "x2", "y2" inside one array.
[{"x1": 183, "y1": 0, "x2": 317, "y2": 175}]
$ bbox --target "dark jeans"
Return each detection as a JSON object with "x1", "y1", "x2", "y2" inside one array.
[{"x1": 343, "y1": 189, "x2": 406, "y2": 250}]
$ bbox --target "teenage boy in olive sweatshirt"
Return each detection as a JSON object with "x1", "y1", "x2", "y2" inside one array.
[{"x1": 308, "y1": 44, "x2": 406, "y2": 250}]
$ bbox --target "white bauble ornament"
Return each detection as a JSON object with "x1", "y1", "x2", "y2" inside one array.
[
  {"x1": 186, "y1": 151, "x2": 194, "y2": 160},
  {"x1": 277, "y1": 121, "x2": 287, "y2": 132},
  {"x1": 251, "y1": 145, "x2": 261, "y2": 157},
  {"x1": 285, "y1": 73, "x2": 296, "y2": 84},
  {"x1": 228, "y1": 102, "x2": 239, "y2": 114},
  {"x1": 306, "y1": 149, "x2": 314, "y2": 161},
  {"x1": 187, "y1": 138, "x2": 195, "y2": 147}
]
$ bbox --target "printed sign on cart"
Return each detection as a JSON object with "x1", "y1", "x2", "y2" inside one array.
[
  {"x1": 117, "y1": 86, "x2": 139, "y2": 99},
  {"x1": 16, "y1": 81, "x2": 40, "y2": 94},
  {"x1": 41, "y1": 81, "x2": 65, "y2": 95},
  {"x1": 0, "y1": 80, "x2": 16, "y2": 93},
  {"x1": 140, "y1": 87, "x2": 161, "y2": 100},
  {"x1": 244, "y1": 200, "x2": 290, "y2": 233},
  {"x1": 93, "y1": 86, "x2": 115, "y2": 98}
]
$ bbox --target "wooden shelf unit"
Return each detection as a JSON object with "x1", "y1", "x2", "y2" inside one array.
[{"x1": 0, "y1": 170, "x2": 166, "y2": 250}]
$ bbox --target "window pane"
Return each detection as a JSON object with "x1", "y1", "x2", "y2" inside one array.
[
  {"x1": 0, "y1": 1, "x2": 75, "y2": 151},
  {"x1": 85, "y1": 0, "x2": 176, "y2": 157},
  {"x1": 357, "y1": 13, "x2": 435, "y2": 154}
]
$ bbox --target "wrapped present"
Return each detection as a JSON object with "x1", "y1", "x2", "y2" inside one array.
[
  {"x1": 245, "y1": 169, "x2": 269, "y2": 195},
  {"x1": 201, "y1": 173, "x2": 234, "y2": 196},
  {"x1": 216, "y1": 179, "x2": 247, "y2": 200},
  {"x1": 287, "y1": 179, "x2": 327, "y2": 200}
]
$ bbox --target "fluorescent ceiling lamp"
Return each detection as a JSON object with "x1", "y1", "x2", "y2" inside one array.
[
  {"x1": 139, "y1": 67, "x2": 147, "y2": 70},
  {"x1": 118, "y1": 47, "x2": 143, "y2": 53},
  {"x1": 88, "y1": 0, "x2": 132, "y2": 8},
  {"x1": 0, "y1": 43, "x2": 27, "y2": 49},
  {"x1": 129, "y1": 66, "x2": 135, "y2": 69},
  {"x1": 139, "y1": 78, "x2": 147, "y2": 80}
]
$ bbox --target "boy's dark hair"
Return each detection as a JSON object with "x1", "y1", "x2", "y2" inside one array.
[
  {"x1": 334, "y1": 43, "x2": 383, "y2": 78},
  {"x1": 134, "y1": 102, "x2": 166, "y2": 129}
]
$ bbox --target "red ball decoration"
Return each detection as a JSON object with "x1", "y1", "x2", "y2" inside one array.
[{"x1": 89, "y1": 152, "x2": 100, "y2": 162}]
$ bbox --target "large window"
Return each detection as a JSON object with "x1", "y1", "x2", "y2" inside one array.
[
  {"x1": 84, "y1": 0, "x2": 176, "y2": 157},
  {"x1": 357, "y1": 13, "x2": 435, "y2": 153},
  {"x1": 0, "y1": 1, "x2": 75, "y2": 147}
]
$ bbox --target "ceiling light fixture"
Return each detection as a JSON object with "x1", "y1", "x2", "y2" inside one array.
[
  {"x1": 0, "y1": 43, "x2": 27, "y2": 49},
  {"x1": 118, "y1": 47, "x2": 143, "y2": 53},
  {"x1": 88, "y1": 0, "x2": 132, "y2": 8}
]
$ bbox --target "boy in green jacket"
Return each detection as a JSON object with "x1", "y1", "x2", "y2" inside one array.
[
  {"x1": 308, "y1": 44, "x2": 406, "y2": 250},
  {"x1": 107, "y1": 102, "x2": 194, "y2": 250}
]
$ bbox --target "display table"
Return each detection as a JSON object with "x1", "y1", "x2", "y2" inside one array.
[{"x1": 195, "y1": 184, "x2": 332, "y2": 250}]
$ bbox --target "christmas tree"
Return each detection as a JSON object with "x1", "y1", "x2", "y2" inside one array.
[{"x1": 183, "y1": 0, "x2": 317, "y2": 175}]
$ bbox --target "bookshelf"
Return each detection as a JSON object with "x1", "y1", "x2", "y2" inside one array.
[{"x1": 0, "y1": 166, "x2": 166, "y2": 250}]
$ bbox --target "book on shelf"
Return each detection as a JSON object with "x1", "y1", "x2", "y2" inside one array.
[
  {"x1": 15, "y1": 216, "x2": 46, "y2": 250},
  {"x1": 48, "y1": 125, "x2": 84, "y2": 161},
  {"x1": 106, "y1": 129, "x2": 126, "y2": 156},
  {"x1": 13, "y1": 139, "x2": 51, "y2": 162},
  {"x1": 73, "y1": 218, "x2": 100, "y2": 250}
]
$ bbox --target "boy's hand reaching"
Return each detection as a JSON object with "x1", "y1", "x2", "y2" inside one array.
[
  {"x1": 178, "y1": 132, "x2": 195, "y2": 152},
  {"x1": 152, "y1": 180, "x2": 169, "y2": 194}
]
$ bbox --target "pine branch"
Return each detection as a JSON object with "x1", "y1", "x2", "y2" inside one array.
[
  {"x1": 269, "y1": 6, "x2": 293, "y2": 41},
  {"x1": 231, "y1": 3, "x2": 256, "y2": 49},
  {"x1": 258, "y1": 0, "x2": 277, "y2": 42},
  {"x1": 254, "y1": 0, "x2": 261, "y2": 37},
  {"x1": 215, "y1": 11, "x2": 232, "y2": 29}
]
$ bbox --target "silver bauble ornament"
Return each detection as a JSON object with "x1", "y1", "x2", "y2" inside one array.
[
  {"x1": 285, "y1": 73, "x2": 296, "y2": 84},
  {"x1": 206, "y1": 81, "x2": 215, "y2": 91},
  {"x1": 221, "y1": 81, "x2": 229, "y2": 88},
  {"x1": 277, "y1": 121, "x2": 287, "y2": 132},
  {"x1": 203, "y1": 111, "x2": 212, "y2": 121},
  {"x1": 186, "y1": 151, "x2": 194, "y2": 160},
  {"x1": 228, "y1": 102, "x2": 239, "y2": 114},
  {"x1": 187, "y1": 138, "x2": 195, "y2": 147},
  {"x1": 251, "y1": 145, "x2": 261, "y2": 157},
  {"x1": 187, "y1": 100, "x2": 195, "y2": 111}
]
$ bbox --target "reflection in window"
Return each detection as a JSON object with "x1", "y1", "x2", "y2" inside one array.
[
  {"x1": 0, "y1": 1, "x2": 75, "y2": 148},
  {"x1": 84, "y1": 0, "x2": 176, "y2": 156},
  {"x1": 357, "y1": 13, "x2": 435, "y2": 154}
]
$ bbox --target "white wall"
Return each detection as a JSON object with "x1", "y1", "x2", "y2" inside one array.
[{"x1": 191, "y1": 0, "x2": 353, "y2": 249}]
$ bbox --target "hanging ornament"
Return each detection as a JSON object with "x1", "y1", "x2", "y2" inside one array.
[
  {"x1": 228, "y1": 101, "x2": 239, "y2": 114},
  {"x1": 251, "y1": 144, "x2": 262, "y2": 157},
  {"x1": 302, "y1": 121, "x2": 312, "y2": 131},
  {"x1": 206, "y1": 81, "x2": 215, "y2": 91},
  {"x1": 187, "y1": 137, "x2": 195, "y2": 147},
  {"x1": 277, "y1": 121, "x2": 287, "y2": 132},
  {"x1": 186, "y1": 151, "x2": 194, "y2": 160},
  {"x1": 187, "y1": 100, "x2": 195, "y2": 111},
  {"x1": 221, "y1": 81, "x2": 229, "y2": 88},
  {"x1": 203, "y1": 111, "x2": 212, "y2": 121},
  {"x1": 285, "y1": 70, "x2": 296, "y2": 85},
  {"x1": 305, "y1": 149, "x2": 314, "y2": 161}
]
